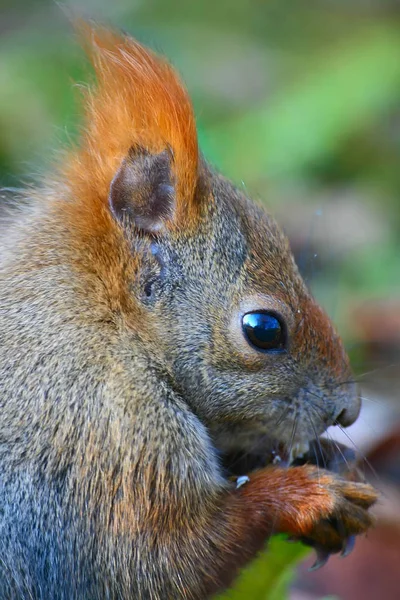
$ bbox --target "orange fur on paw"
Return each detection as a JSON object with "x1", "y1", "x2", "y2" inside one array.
[{"x1": 238, "y1": 465, "x2": 378, "y2": 546}]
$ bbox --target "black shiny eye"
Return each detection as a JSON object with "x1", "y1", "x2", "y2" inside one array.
[{"x1": 242, "y1": 311, "x2": 286, "y2": 353}]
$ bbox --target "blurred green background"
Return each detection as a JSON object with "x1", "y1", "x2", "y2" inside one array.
[
  {"x1": 1, "y1": 1, "x2": 400, "y2": 598},
  {"x1": 1, "y1": 0, "x2": 400, "y2": 356}
]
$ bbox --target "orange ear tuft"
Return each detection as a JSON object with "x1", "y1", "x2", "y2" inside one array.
[{"x1": 64, "y1": 23, "x2": 199, "y2": 225}]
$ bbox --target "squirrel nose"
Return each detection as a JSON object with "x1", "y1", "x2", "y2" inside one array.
[{"x1": 334, "y1": 395, "x2": 361, "y2": 428}]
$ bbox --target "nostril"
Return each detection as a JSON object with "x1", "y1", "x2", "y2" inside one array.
[
  {"x1": 334, "y1": 409, "x2": 349, "y2": 427},
  {"x1": 334, "y1": 400, "x2": 361, "y2": 428}
]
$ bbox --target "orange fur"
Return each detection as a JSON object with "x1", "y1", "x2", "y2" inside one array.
[
  {"x1": 64, "y1": 23, "x2": 199, "y2": 227},
  {"x1": 238, "y1": 466, "x2": 336, "y2": 537}
]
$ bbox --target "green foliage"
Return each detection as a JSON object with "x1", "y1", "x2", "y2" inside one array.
[
  {"x1": 215, "y1": 536, "x2": 310, "y2": 600},
  {"x1": 202, "y1": 24, "x2": 400, "y2": 182}
]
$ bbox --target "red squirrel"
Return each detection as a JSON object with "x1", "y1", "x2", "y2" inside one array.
[{"x1": 0, "y1": 24, "x2": 377, "y2": 599}]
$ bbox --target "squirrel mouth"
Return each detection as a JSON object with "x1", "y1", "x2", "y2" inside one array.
[
  {"x1": 221, "y1": 439, "x2": 309, "y2": 477},
  {"x1": 222, "y1": 438, "x2": 356, "y2": 478}
]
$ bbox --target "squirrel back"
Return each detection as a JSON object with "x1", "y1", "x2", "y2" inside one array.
[{"x1": 0, "y1": 24, "x2": 377, "y2": 600}]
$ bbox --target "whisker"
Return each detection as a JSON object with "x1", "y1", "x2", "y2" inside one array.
[
  {"x1": 354, "y1": 363, "x2": 400, "y2": 381},
  {"x1": 303, "y1": 388, "x2": 338, "y2": 426},
  {"x1": 270, "y1": 409, "x2": 299, "y2": 537},
  {"x1": 275, "y1": 404, "x2": 292, "y2": 429},
  {"x1": 224, "y1": 432, "x2": 270, "y2": 474},
  {"x1": 323, "y1": 428, "x2": 353, "y2": 474},
  {"x1": 358, "y1": 394, "x2": 385, "y2": 406},
  {"x1": 308, "y1": 380, "x2": 386, "y2": 411},
  {"x1": 287, "y1": 409, "x2": 299, "y2": 467},
  {"x1": 306, "y1": 394, "x2": 386, "y2": 493},
  {"x1": 335, "y1": 423, "x2": 380, "y2": 482},
  {"x1": 306, "y1": 401, "x2": 353, "y2": 474},
  {"x1": 307, "y1": 407, "x2": 325, "y2": 462},
  {"x1": 305, "y1": 406, "x2": 325, "y2": 484},
  {"x1": 329, "y1": 363, "x2": 400, "y2": 389}
]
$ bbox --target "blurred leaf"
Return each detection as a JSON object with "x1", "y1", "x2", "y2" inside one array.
[
  {"x1": 215, "y1": 536, "x2": 310, "y2": 600},
  {"x1": 0, "y1": 31, "x2": 84, "y2": 178},
  {"x1": 342, "y1": 240, "x2": 400, "y2": 296},
  {"x1": 201, "y1": 24, "x2": 400, "y2": 183}
]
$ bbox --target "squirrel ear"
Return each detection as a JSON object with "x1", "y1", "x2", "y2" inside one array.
[
  {"x1": 64, "y1": 23, "x2": 201, "y2": 231},
  {"x1": 109, "y1": 147, "x2": 175, "y2": 233}
]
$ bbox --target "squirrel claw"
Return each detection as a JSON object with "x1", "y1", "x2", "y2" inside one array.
[
  {"x1": 341, "y1": 535, "x2": 356, "y2": 558},
  {"x1": 308, "y1": 548, "x2": 331, "y2": 571}
]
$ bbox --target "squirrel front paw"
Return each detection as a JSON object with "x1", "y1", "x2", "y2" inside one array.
[
  {"x1": 238, "y1": 464, "x2": 378, "y2": 568},
  {"x1": 278, "y1": 465, "x2": 378, "y2": 568}
]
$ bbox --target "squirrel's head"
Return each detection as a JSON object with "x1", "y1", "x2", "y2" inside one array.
[{"x1": 62, "y1": 25, "x2": 360, "y2": 461}]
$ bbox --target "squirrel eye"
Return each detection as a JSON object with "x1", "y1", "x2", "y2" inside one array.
[{"x1": 242, "y1": 311, "x2": 286, "y2": 353}]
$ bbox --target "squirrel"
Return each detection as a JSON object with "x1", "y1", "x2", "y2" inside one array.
[{"x1": 0, "y1": 23, "x2": 378, "y2": 600}]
